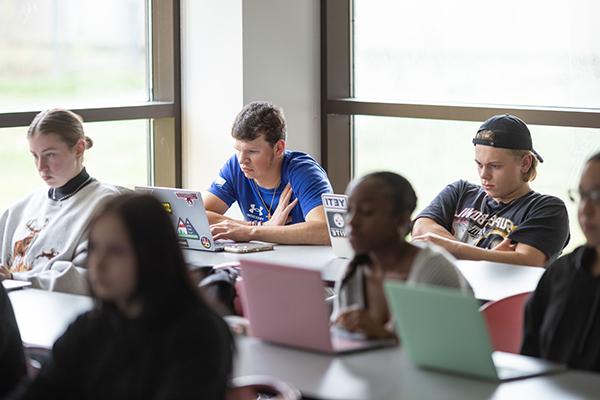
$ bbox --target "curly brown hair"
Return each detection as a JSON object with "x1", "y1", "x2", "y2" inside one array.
[{"x1": 231, "y1": 101, "x2": 286, "y2": 146}]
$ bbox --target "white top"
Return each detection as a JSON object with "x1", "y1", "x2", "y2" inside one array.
[
  {"x1": 0, "y1": 180, "x2": 121, "y2": 294},
  {"x1": 332, "y1": 242, "x2": 472, "y2": 320}
]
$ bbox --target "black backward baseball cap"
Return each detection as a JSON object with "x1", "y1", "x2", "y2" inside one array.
[{"x1": 472, "y1": 114, "x2": 543, "y2": 163}]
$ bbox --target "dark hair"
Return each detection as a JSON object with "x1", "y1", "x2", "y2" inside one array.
[
  {"x1": 28, "y1": 108, "x2": 93, "y2": 149},
  {"x1": 361, "y1": 171, "x2": 418, "y2": 215},
  {"x1": 231, "y1": 101, "x2": 286, "y2": 146},
  {"x1": 588, "y1": 151, "x2": 600, "y2": 163},
  {"x1": 87, "y1": 193, "x2": 202, "y2": 322},
  {"x1": 343, "y1": 171, "x2": 418, "y2": 285}
]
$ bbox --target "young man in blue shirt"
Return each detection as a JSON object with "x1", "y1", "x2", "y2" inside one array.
[{"x1": 204, "y1": 101, "x2": 333, "y2": 245}]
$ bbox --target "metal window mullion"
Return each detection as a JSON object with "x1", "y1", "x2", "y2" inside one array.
[
  {"x1": 322, "y1": 0, "x2": 353, "y2": 192},
  {"x1": 150, "y1": 0, "x2": 181, "y2": 188},
  {"x1": 327, "y1": 99, "x2": 600, "y2": 130},
  {"x1": 0, "y1": 103, "x2": 175, "y2": 128}
]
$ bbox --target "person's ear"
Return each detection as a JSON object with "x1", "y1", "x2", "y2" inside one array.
[
  {"x1": 396, "y1": 213, "x2": 411, "y2": 238},
  {"x1": 520, "y1": 153, "x2": 533, "y2": 174},
  {"x1": 74, "y1": 138, "x2": 86, "y2": 158},
  {"x1": 274, "y1": 139, "x2": 286, "y2": 157}
]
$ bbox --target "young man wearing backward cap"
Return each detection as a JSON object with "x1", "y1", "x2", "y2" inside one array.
[{"x1": 412, "y1": 114, "x2": 570, "y2": 267}]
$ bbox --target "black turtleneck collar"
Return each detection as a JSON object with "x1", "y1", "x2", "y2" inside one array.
[{"x1": 48, "y1": 168, "x2": 94, "y2": 202}]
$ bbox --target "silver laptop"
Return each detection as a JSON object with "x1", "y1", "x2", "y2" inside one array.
[
  {"x1": 239, "y1": 258, "x2": 396, "y2": 354},
  {"x1": 384, "y1": 281, "x2": 565, "y2": 381},
  {"x1": 135, "y1": 186, "x2": 272, "y2": 253},
  {"x1": 321, "y1": 194, "x2": 354, "y2": 259}
]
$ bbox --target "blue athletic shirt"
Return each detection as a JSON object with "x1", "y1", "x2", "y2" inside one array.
[{"x1": 208, "y1": 151, "x2": 333, "y2": 224}]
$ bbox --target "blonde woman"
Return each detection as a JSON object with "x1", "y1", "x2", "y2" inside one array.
[{"x1": 0, "y1": 109, "x2": 120, "y2": 294}]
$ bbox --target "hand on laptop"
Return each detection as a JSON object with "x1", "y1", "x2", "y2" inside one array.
[
  {"x1": 334, "y1": 308, "x2": 397, "y2": 341},
  {"x1": 263, "y1": 183, "x2": 298, "y2": 226},
  {"x1": 210, "y1": 220, "x2": 252, "y2": 242}
]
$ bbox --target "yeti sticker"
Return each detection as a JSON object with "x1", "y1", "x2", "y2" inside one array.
[{"x1": 326, "y1": 211, "x2": 347, "y2": 238}]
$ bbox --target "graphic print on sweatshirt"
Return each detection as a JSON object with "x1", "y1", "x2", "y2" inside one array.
[
  {"x1": 8, "y1": 218, "x2": 57, "y2": 272},
  {"x1": 452, "y1": 207, "x2": 517, "y2": 249}
]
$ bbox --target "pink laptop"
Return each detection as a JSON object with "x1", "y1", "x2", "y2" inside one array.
[{"x1": 239, "y1": 259, "x2": 397, "y2": 354}]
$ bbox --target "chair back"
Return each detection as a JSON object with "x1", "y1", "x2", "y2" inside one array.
[
  {"x1": 479, "y1": 292, "x2": 531, "y2": 353},
  {"x1": 23, "y1": 344, "x2": 50, "y2": 378},
  {"x1": 226, "y1": 375, "x2": 301, "y2": 400}
]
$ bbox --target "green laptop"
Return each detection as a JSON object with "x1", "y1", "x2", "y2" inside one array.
[{"x1": 383, "y1": 281, "x2": 565, "y2": 381}]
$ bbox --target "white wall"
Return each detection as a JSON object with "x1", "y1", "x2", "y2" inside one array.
[
  {"x1": 180, "y1": 1, "x2": 243, "y2": 190},
  {"x1": 242, "y1": 0, "x2": 321, "y2": 159},
  {"x1": 180, "y1": 0, "x2": 321, "y2": 190}
]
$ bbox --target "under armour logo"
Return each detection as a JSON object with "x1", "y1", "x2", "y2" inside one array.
[{"x1": 249, "y1": 204, "x2": 264, "y2": 216}]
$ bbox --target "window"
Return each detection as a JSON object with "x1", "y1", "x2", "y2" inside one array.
[
  {"x1": 354, "y1": 116, "x2": 598, "y2": 248},
  {"x1": 0, "y1": 120, "x2": 149, "y2": 208},
  {"x1": 0, "y1": 0, "x2": 148, "y2": 109},
  {"x1": 323, "y1": 0, "x2": 600, "y2": 250},
  {"x1": 0, "y1": 0, "x2": 180, "y2": 211},
  {"x1": 353, "y1": 0, "x2": 600, "y2": 108}
]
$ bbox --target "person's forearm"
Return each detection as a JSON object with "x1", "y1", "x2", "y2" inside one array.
[
  {"x1": 412, "y1": 218, "x2": 456, "y2": 241},
  {"x1": 452, "y1": 243, "x2": 545, "y2": 267},
  {"x1": 206, "y1": 211, "x2": 240, "y2": 225},
  {"x1": 248, "y1": 221, "x2": 330, "y2": 245}
]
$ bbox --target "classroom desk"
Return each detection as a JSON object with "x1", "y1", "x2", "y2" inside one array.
[
  {"x1": 8, "y1": 288, "x2": 93, "y2": 349},
  {"x1": 235, "y1": 336, "x2": 599, "y2": 400},
  {"x1": 10, "y1": 290, "x2": 599, "y2": 399},
  {"x1": 7, "y1": 252, "x2": 544, "y2": 348},
  {"x1": 185, "y1": 245, "x2": 545, "y2": 301},
  {"x1": 454, "y1": 260, "x2": 545, "y2": 302},
  {"x1": 184, "y1": 245, "x2": 347, "y2": 283}
]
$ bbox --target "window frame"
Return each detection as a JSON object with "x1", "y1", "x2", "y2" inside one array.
[{"x1": 321, "y1": 0, "x2": 600, "y2": 192}]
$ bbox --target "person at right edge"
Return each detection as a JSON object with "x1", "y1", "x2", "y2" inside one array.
[
  {"x1": 521, "y1": 152, "x2": 600, "y2": 372},
  {"x1": 412, "y1": 114, "x2": 570, "y2": 267}
]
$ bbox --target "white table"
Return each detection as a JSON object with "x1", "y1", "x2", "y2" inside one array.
[
  {"x1": 455, "y1": 260, "x2": 545, "y2": 302},
  {"x1": 8, "y1": 288, "x2": 93, "y2": 348},
  {"x1": 10, "y1": 289, "x2": 598, "y2": 400},
  {"x1": 184, "y1": 245, "x2": 347, "y2": 283},
  {"x1": 6, "y1": 252, "x2": 545, "y2": 350},
  {"x1": 235, "y1": 336, "x2": 599, "y2": 400},
  {"x1": 185, "y1": 245, "x2": 545, "y2": 301}
]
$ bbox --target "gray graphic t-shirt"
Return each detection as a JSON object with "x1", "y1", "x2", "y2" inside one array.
[{"x1": 416, "y1": 180, "x2": 570, "y2": 264}]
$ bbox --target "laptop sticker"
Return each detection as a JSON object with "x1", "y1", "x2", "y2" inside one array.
[
  {"x1": 177, "y1": 218, "x2": 200, "y2": 240},
  {"x1": 175, "y1": 192, "x2": 198, "y2": 206},
  {"x1": 326, "y1": 210, "x2": 347, "y2": 238},
  {"x1": 200, "y1": 236, "x2": 212, "y2": 249},
  {"x1": 161, "y1": 202, "x2": 173, "y2": 214},
  {"x1": 323, "y1": 195, "x2": 347, "y2": 210}
]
